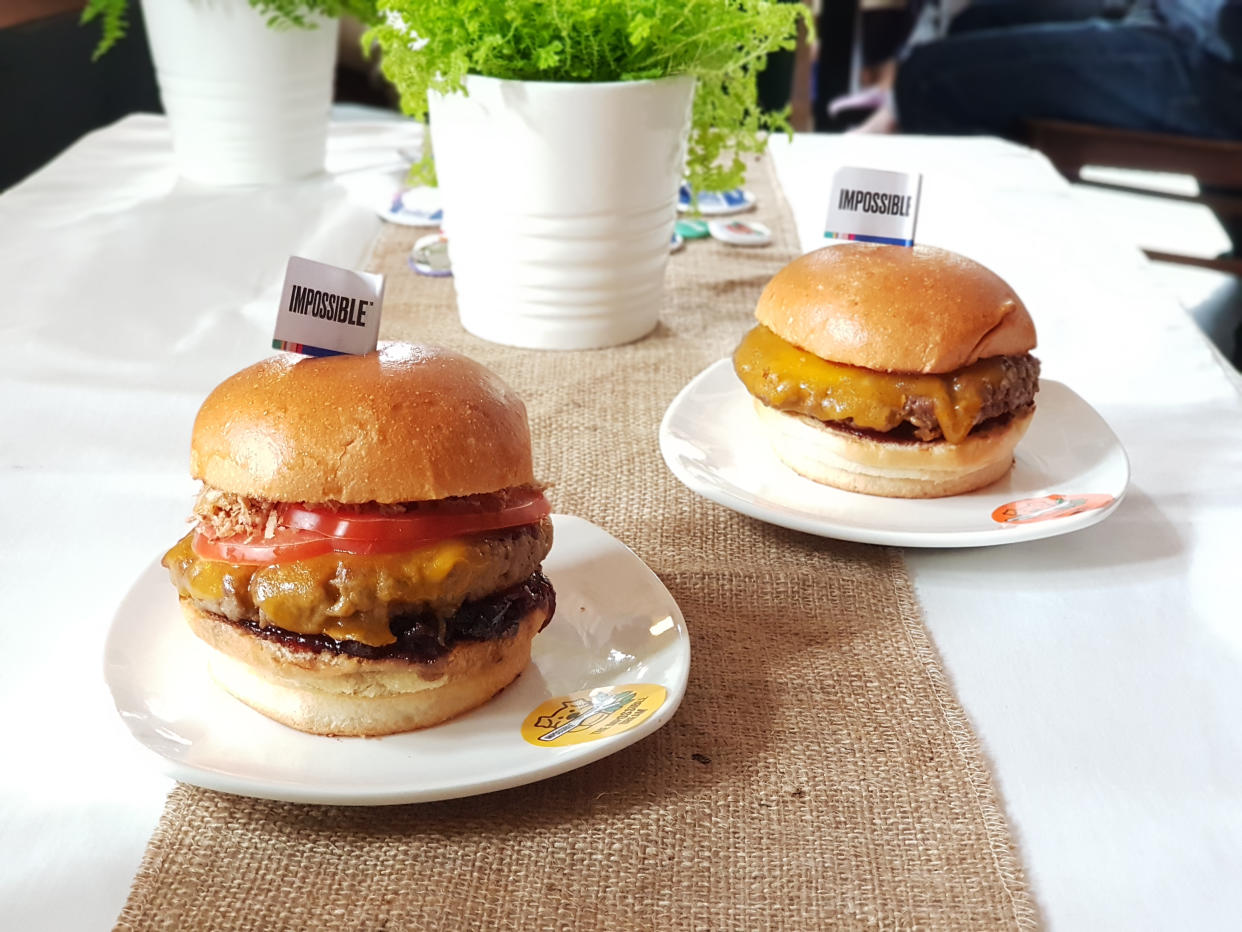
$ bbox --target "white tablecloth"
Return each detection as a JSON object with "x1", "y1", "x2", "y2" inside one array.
[{"x1": 2, "y1": 115, "x2": 1239, "y2": 931}]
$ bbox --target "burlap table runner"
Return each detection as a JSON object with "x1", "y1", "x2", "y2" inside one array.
[{"x1": 118, "y1": 157, "x2": 1038, "y2": 930}]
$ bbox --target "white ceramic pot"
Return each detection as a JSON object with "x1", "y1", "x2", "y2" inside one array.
[
  {"x1": 428, "y1": 74, "x2": 696, "y2": 350},
  {"x1": 141, "y1": 0, "x2": 338, "y2": 185}
]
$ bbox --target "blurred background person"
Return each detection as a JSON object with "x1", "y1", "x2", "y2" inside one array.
[
  {"x1": 895, "y1": 0, "x2": 1242, "y2": 140},
  {"x1": 0, "y1": 0, "x2": 160, "y2": 189}
]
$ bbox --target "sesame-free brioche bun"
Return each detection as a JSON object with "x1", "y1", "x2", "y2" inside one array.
[
  {"x1": 755, "y1": 243, "x2": 1036, "y2": 373},
  {"x1": 753, "y1": 400, "x2": 1033, "y2": 499},
  {"x1": 183, "y1": 599, "x2": 551, "y2": 737},
  {"x1": 190, "y1": 341, "x2": 535, "y2": 503}
]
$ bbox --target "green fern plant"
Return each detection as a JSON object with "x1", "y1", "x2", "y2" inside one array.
[
  {"x1": 368, "y1": 0, "x2": 812, "y2": 193},
  {"x1": 82, "y1": 0, "x2": 379, "y2": 59}
]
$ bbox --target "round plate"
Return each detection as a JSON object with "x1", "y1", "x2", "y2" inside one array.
[
  {"x1": 677, "y1": 185, "x2": 756, "y2": 216},
  {"x1": 707, "y1": 219, "x2": 772, "y2": 247},
  {"x1": 105, "y1": 515, "x2": 689, "y2": 805},
  {"x1": 408, "y1": 232, "x2": 452, "y2": 277},
  {"x1": 376, "y1": 187, "x2": 443, "y2": 228},
  {"x1": 659, "y1": 360, "x2": 1129, "y2": 548}
]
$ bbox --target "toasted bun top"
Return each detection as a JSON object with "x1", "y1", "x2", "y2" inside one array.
[
  {"x1": 191, "y1": 342, "x2": 535, "y2": 503},
  {"x1": 754, "y1": 243, "x2": 1036, "y2": 373}
]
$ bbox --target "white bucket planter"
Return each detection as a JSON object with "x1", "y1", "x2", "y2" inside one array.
[
  {"x1": 428, "y1": 74, "x2": 695, "y2": 350},
  {"x1": 141, "y1": 0, "x2": 338, "y2": 185}
]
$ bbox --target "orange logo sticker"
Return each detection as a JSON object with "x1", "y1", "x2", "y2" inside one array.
[
  {"x1": 992, "y1": 494, "x2": 1115, "y2": 525},
  {"x1": 521, "y1": 684, "x2": 666, "y2": 748}
]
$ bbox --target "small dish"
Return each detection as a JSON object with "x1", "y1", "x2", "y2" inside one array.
[
  {"x1": 677, "y1": 184, "x2": 756, "y2": 216},
  {"x1": 105, "y1": 515, "x2": 689, "y2": 805},
  {"x1": 659, "y1": 360, "x2": 1129, "y2": 548},
  {"x1": 376, "y1": 187, "x2": 443, "y2": 227}
]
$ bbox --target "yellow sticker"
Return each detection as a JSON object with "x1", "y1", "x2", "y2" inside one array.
[{"x1": 522, "y1": 684, "x2": 667, "y2": 748}]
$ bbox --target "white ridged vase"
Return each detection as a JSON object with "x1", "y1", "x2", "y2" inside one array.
[
  {"x1": 428, "y1": 74, "x2": 696, "y2": 350},
  {"x1": 141, "y1": 0, "x2": 338, "y2": 185}
]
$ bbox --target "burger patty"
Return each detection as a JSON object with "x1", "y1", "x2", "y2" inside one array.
[
  {"x1": 735, "y1": 324, "x2": 1040, "y2": 444},
  {"x1": 898, "y1": 354, "x2": 1039, "y2": 441},
  {"x1": 820, "y1": 407, "x2": 1030, "y2": 445},
  {"x1": 215, "y1": 572, "x2": 556, "y2": 664},
  {"x1": 164, "y1": 520, "x2": 553, "y2": 647}
]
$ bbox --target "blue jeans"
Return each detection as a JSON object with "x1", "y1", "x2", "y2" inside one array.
[{"x1": 895, "y1": 15, "x2": 1242, "y2": 140}]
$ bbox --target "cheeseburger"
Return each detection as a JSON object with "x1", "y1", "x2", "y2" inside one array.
[
  {"x1": 162, "y1": 342, "x2": 556, "y2": 736},
  {"x1": 733, "y1": 243, "x2": 1039, "y2": 498}
]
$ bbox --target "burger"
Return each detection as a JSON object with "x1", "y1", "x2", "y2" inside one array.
[
  {"x1": 162, "y1": 342, "x2": 556, "y2": 736},
  {"x1": 733, "y1": 243, "x2": 1039, "y2": 498}
]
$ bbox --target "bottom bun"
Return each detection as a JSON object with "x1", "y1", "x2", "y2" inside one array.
[
  {"x1": 753, "y1": 400, "x2": 1034, "y2": 499},
  {"x1": 182, "y1": 600, "x2": 551, "y2": 737}
]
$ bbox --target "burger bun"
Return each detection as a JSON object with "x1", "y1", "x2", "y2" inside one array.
[
  {"x1": 755, "y1": 242, "x2": 1036, "y2": 373},
  {"x1": 754, "y1": 400, "x2": 1033, "y2": 499},
  {"x1": 191, "y1": 341, "x2": 536, "y2": 504},
  {"x1": 183, "y1": 600, "x2": 551, "y2": 737}
]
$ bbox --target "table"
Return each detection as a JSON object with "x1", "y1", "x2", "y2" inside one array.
[{"x1": 2, "y1": 115, "x2": 1239, "y2": 931}]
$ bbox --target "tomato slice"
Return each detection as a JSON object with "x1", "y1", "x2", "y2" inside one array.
[
  {"x1": 281, "y1": 488, "x2": 550, "y2": 544},
  {"x1": 192, "y1": 488, "x2": 551, "y2": 566},
  {"x1": 192, "y1": 526, "x2": 336, "y2": 565}
]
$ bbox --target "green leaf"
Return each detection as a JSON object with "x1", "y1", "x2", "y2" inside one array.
[
  {"x1": 535, "y1": 40, "x2": 564, "y2": 71},
  {"x1": 628, "y1": 14, "x2": 652, "y2": 47},
  {"x1": 81, "y1": 0, "x2": 129, "y2": 60}
]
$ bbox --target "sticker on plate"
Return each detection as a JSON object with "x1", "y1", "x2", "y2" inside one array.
[
  {"x1": 991, "y1": 494, "x2": 1115, "y2": 525},
  {"x1": 522, "y1": 684, "x2": 666, "y2": 747}
]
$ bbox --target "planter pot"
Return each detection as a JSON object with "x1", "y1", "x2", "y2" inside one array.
[
  {"x1": 141, "y1": 0, "x2": 338, "y2": 185},
  {"x1": 428, "y1": 74, "x2": 696, "y2": 350}
]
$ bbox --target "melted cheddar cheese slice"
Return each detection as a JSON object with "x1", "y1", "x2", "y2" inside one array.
[
  {"x1": 164, "y1": 534, "x2": 481, "y2": 647},
  {"x1": 732, "y1": 325, "x2": 1012, "y2": 444}
]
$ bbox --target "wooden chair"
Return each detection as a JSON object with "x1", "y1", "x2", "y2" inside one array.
[{"x1": 1026, "y1": 119, "x2": 1242, "y2": 276}]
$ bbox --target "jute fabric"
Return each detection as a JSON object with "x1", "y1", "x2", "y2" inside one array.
[{"x1": 118, "y1": 157, "x2": 1038, "y2": 931}]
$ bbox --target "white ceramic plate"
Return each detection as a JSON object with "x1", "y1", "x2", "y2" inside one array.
[
  {"x1": 105, "y1": 515, "x2": 689, "y2": 805},
  {"x1": 660, "y1": 360, "x2": 1129, "y2": 548},
  {"x1": 376, "y1": 187, "x2": 443, "y2": 227}
]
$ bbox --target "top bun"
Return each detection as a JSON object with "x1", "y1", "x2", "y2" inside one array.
[
  {"x1": 191, "y1": 342, "x2": 535, "y2": 503},
  {"x1": 755, "y1": 243, "x2": 1036, "y2": 373}
]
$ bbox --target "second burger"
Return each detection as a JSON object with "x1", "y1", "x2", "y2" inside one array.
[{"x1": 733, "y1": 242, "x2": 1040, "y2": 498}]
